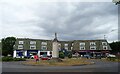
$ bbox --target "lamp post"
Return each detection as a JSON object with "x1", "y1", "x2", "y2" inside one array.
[
  {"x1": 104, "y1": 35, "x2": 106, "y2": 40},
  {"x1": 104, "y1": 29, "x2": 117, "y2": 41}
]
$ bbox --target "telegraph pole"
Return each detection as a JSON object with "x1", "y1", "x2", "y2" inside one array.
[{"x1": 104, "y1": 35, "x2": 106, "y2": 40}]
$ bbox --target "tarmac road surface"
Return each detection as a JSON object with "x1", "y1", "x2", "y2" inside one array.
[{"x1": 1, "y1": 59, "x2": 119, "y2": 72}]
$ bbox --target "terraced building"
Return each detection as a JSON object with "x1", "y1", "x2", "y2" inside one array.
[{"x1": 13, "y1": 38, "x2": 112, "y2": 58}]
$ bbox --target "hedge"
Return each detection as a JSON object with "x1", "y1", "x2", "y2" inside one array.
[
  {"x1": 2, "y1": 57, "x2": 26, "y2": 61},
  {"x1": 107, "y1": 57, "x2": 116, "y2": 61}
]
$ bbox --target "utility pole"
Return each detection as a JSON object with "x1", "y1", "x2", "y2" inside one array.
[
  {"x1": 104, "y1": 35, "x2": 106, "y2": 40},
  {"x1": 104, "y1": 29, "x2": 118, "y2": 42}
]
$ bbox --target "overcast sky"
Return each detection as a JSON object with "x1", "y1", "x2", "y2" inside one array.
[{"x1": 0, "y1": 0, "x2": 118, "y2": 43}]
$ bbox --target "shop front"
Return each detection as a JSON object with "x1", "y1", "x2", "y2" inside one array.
[
  {"x1": 27, "y1": 50, "x2": 38, "y2": 58},
  {"x1": 13, "y1": 50, "x2": 24, "y2": 58}
]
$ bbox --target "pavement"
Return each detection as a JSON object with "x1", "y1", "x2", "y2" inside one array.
[{"x1": 1, "y1": 59, "x2": 119, "y2": 72}]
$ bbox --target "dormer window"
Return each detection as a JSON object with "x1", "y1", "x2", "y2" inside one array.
[
  {"x1": 90, "y1": 42, "x2": 96, "y2": 45},
  {"x1": 18, "y1": 45, "x2": 23, "y2": 49},
  {"x1": 80, "y1": 47, "x2": 85, "y2": 50},
  {"x1": 30, "y1": 41, "x2": 36, "y2": 44},
  {"x1": 30, "y1": 45, "x2": 36, "y2": 49},
  {"x1": 64, "y1": 43, "x2": 68, "y2": 47},
  {"x1": 103, "y1": 46, "x2": 108, "y2": 50},
  {"x1": 41, "y1": 42, "x2": 47, "y2": 45},
  {"x1": 19, "y1": 41, "x2": 24, "y2": 44},
  {"x1": 90, "y1": 46, "x2": 96, "y2": 50},
  {"x1": 80, "y1": 42, "x2": 85, "y2": 46},
  {"x1": 102, "y1": 42, "x2": 107, "y2": 45}
]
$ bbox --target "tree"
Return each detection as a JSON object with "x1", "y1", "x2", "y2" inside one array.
[
  {"x1": 2, "y1": 37, "x2": 16, "y2": 56},
  {"x1": 59, "y1": 51, "x2": 65, "y2": 59},
  {"x1": 109, "y1": 41, "x2": 120, "y2": 54},
  {"x1": 67, "y1": 52, "x2": 72, "y2": 58}
]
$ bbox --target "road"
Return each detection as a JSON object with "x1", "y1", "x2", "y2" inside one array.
[{"x1": 1, "y1": 59, "x2": 119, "y2": 72}]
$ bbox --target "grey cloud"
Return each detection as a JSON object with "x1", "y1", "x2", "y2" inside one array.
[
  {"x1": 33, "y1": 2, "x2": 117, "y2": 41},
  {"x1": 1, "y1": 1, "x2": 118, "y2": 42}
]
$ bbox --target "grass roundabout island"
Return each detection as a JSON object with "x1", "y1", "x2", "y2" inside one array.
[{"x1": 22, "y1": 58, "x2": 95, "y2": 66}]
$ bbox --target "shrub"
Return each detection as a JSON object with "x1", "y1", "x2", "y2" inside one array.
[
  {"x1": 107, "y1": 57, "x2": 116, "y2": 61},
  {"x1": 59, "y1": 51, "x2": 65, "y2": 59},
  {"x1": 13, "y1": 58, "x2": 26, "y2": 61},
  {"x1": 2, "y1": 57, "x2": 13, "y2": 61},
  {"x1": 68, "y1": 53, "x2": 72, "y2": 58},
  {"x1": 2, "y1": 57, "x2": 26, "y2": 61}
]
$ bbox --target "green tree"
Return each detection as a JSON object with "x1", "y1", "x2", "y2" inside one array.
[
  {"x1": 109, "y1": 41, "x2": 120, "y2": 54},
  {"x1": 67, "y1": 52, "x2": 72, "y2": 58},
  {"x1": 59, "y1": 51, "x2": 65, "y2": 59},
  {"x1": 2, "y1": 37, "x2": 16, "y2": 56}
]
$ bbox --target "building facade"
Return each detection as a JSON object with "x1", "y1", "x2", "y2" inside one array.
[{"x1": 13, "y1": 38, "x2": 112, "y2": 58}]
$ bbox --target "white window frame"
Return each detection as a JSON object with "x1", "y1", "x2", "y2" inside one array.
[
  {"x1": 18, "y1": 45, "x2": 23, "y2": 49},
  {"x1": 72, "y1": 43, "x2": 74, "y2": 46},
  {"x1": 90, "y1": 46, "x2": 96, "y2": 50},
  {"x1": 80, "y1": 47, "x2": 85, "y2": 50},
  {"x1": 64, "y1": 47, "x2": 68, "y2": 50},
  {"x1": 41, "y1": 42, "x2": 47, "y2": 45},
  {"x1": 19, "y1": 41, "x2": 24, "y2": 44},
  {"x1": 80, "y1": 42, "x2": 85, "y2": 46},
  {"x1": 41, "y1": 46, "x2": 47, "y2": 50},
  {"x1": 90, "y1": 42, "x2": 96, "y2": 45},
  {"x1": 103, "y1": 46, "x2": 108, "y2": 50},
  {"x1": 64, "y1": 43, "x2": 68, "y2": 47},
  {"x1": 30, "y1": 41, "x2": 36, "y2": 44},
  {"x1": 71, "y1": 47, "x2": 73, "y2": 50},
  {"x1": 102, "y1": 42, "x2": 107, "y2": 45},
  {"x1": 30, "y1": 45, "x2": 36, "y2": 49}
]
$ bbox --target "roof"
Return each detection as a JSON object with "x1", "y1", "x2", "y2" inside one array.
[{"x1": 16, "y1": 38, "x2": 107, "y2": 42}]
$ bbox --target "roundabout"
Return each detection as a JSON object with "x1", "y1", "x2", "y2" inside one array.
[
  {"x1": 2, "y1": 59, "x2": 119, "y2": 72},
  {"x1": 22, "y1": 58, "x2": 94, "y2": 66}
]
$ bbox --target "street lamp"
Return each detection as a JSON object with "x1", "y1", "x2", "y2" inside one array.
[
  {"x1": 104, "y1": 29, "x2": 117, "y2": 41},
  {"x1": 104, "y1": 35, "x2": 106, "y2": 40}
]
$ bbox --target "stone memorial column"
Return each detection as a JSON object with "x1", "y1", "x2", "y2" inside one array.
[{"x1": 52, "y1": 33, "x2": 59, "y2": 59}]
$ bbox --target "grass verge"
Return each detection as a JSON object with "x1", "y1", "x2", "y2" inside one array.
[{"x1": 22, "y1": 58, "x2": 94, "y2": 66}]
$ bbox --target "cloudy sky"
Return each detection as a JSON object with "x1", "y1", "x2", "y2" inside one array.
[{"x1": 0, "y1": 0, "x2": 118, "y2": 43}]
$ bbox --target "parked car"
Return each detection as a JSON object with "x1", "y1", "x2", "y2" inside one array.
[
  {"x1": 83, "y1": 55, "x2": 91, "y2": 59},
  {"x1": 30, "y1": 55, "x2": 34, "y2": 59},
  {"x1": 95, "y1": 55, "x2": 101, "y2": 59},
  {"x1": 40, "y1": 55, "x2": 51, "y2": 60},
  {"x1": 41, "y1": 57, "x2": 48, "y2": 60},
  {"x1": 107, "y1": 54, "x2": 116, "y2": 58}
]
